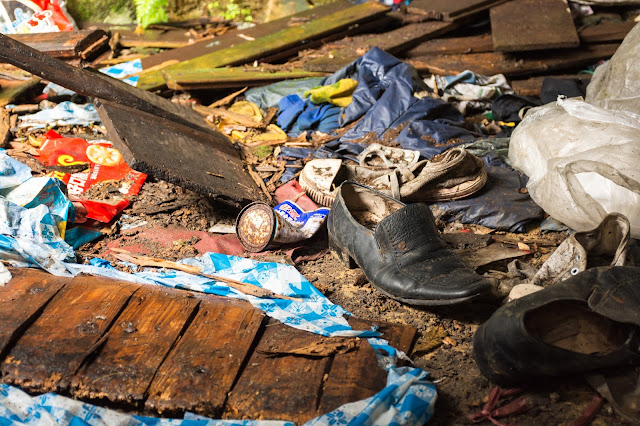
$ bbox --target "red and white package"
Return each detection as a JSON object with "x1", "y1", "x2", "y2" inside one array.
[
  {"x1": 36, "y1": 130, "x2": 146, "y2": 223},
  {"x1": 0, "y1": 0, "x2": 76, "y2": 34}
]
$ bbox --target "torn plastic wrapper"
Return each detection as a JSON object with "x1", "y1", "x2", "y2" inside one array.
[
  {"x1": 36, "y1": 130, "x2": 146, "y2": 223},
  {"x1": 0, "y1": 0, "x2": 76, "y2": 34},
  {"x1": 236, "y1": 201, "x2": 329, "y2": 252}
]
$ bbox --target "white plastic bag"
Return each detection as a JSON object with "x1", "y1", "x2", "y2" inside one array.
[{"x1": 509, "y1": 23, "x2": 640, "y2": 238}]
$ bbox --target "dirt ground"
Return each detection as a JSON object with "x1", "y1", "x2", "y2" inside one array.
[{"x1": 74, "y1": 179, "x2": 624, "y2": 425}]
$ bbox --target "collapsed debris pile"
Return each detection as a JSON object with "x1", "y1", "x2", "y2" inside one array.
[{"x1": 0, "y1": 0, "x2": 640, "y2": 424}]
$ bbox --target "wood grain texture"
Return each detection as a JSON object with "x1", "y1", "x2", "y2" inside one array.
[
  {"x1": 96, "y1": 99, "x2": 263, "y2": 207},
  {"x1": 579, "y1": 21, "x2": 636, "y2": 44},
  {"x1": 146, "y1": 300, "x2": 264, "y2": 416},
  {"x1": 404, "y1": 34, "x2": 493, "y2": 57},
  {"x1": 164, "y1": 68, "x2": 328, "y2": 90},
  {"x1": 137, "y1": 1, "x2": 390, "y2": 90},
  {"x1": 411, "y1": 0, "x2": 510, "y2": 20},
  {"x1": 71, "y1": 286, "x2": 199, "y2": 404},
  {"x1": 0, "y1": 269, "x2": 68, "y2": 359},
  {"x1": 8, "y1": 30, "x2": 108, "y2": 59},
  {"x1": 409, "y1": 44, "x2": 617, "y2": 77},
  {"x1": 141, "y1": 0, "x2": 355, "y2": 68},
  {"x1": 318, "y1": 317, "x2": 416, "y2": 415},
  {"x1": 491, "y1": 0, "x2": 579, "y2": 52},
  {"x1": 224, "y1": 321, "x2": 332, "y2": 423},
  {"x1": 1, "y1": 276, "x2": 138, "y2": 392}
]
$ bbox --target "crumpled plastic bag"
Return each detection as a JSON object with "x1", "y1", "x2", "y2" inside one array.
[{"x1": 509, "y1": 23, "x2": 640, "y2": 238}]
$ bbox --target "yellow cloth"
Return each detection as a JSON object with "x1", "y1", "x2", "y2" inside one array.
[{"x1": 304, "y1": 78, "x2": 358, "y2": 107}]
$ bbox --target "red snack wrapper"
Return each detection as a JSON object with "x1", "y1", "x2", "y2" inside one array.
[
  {"x1": 37, "y1": 130, "x2": 146, "y2": 223},
  {"x1": 1, "y1": 0, "x2": 76, "y2": 34}
]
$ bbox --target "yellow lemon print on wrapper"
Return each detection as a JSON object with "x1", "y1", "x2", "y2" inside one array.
[{"x1": 86, "y1": 145, "x2": 123, "y2": 166}]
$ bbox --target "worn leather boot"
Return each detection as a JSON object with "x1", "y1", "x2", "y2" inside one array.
[{"x1": 327, "y1": 181, "x2": 493, "y2": 306}]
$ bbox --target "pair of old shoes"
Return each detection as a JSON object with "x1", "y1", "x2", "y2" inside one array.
[
  {"x1": 327, "y1": 181, "x2": 493, "y2": 306},
  {"x1": 301, "y1": 147, "x2": 487, "y2": 207}
]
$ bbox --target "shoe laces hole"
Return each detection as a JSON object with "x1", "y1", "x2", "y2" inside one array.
[{"x1": 570, "y1": 267, "x2": 580, "y2": 276}]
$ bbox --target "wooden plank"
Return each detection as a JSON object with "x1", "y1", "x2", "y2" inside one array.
[
  {"x1": 579, "y1": 21, "x2": 636, "y2": 44},
  {"x1": 491, "y1": 0, "x2": 579, "y2": 52},
  {"x1": 8, "y1": 30, "x2": 109, "y2": 60},
  {"x1": 1, "y1": 276, "x2": 139, "y2": 393},
  {"x1": 96, "y1": 99, "x2": 263, "y2": 207},
  {"x1": 146, "y1": 299, "x2": 264, "y2": 416},
  {"x1": 404, "y1": 34, "x2": 493, "y2": 57},
  {"x1": 0, "y1": 34, "x2": 214, "y2": 135},
  {"x1": 70, "y1": 286, "x2": 199, "y2": 404},
  {"x1": 318, "y1": 318, "x2": 417, "y2": 415},
  {"x1": 408, "y1": 44, "x2": 617, "y2": 77},
  {"x1": 164, "y1": 67, "x2": 329, "y2": 90},
  {"x1": 137, "y1": 1, "x2": 391, "y2": 90},
  {"x1": 0, "y1": 269, "x2": 68, "y2": 360},
  {"x1": 302, "y1": 20, "x2": 458, "y2": 73},
  {"x1": 141, "y1": 0, "x2": 356, "y2": 69},
  {"x1": 411, "y1": 0, "x2": 511, "y2": 21},
  {"x1": 225, "y1": 321, "x2": 333, "y2": 423}
]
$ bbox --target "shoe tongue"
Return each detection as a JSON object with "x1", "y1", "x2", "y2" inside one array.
[
  {"x1": 588, "y1": 275, "x2": 640, "y2": 328},
  {"x1": 376, "y1": 203, "x2": 445, "y2": 252}
]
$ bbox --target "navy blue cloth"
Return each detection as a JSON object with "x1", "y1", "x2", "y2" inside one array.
[
  {"x1": 322, "y1": 48, "x2": 476, "y2": 159},
  {"x1": 433, "y1": 155, "x2": 545, "y2": 232}
]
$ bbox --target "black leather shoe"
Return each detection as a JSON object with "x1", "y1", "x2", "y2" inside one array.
[
  {"x1": 327, "y1": 181, "x2": 493, "y2": 306},
  {"x1": 473, "y1": 266, "x2": 640, "y2": 387}
]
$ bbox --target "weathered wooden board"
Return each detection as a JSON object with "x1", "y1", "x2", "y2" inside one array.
[
  {"x1": 302, "y1": 20, "x2": 457, "y2": 73},
  {"x1": 137, "y1": 1, "x2": 391, "y2": 90},
  {"x1": 318, "y1": 317, "x2": 417, "y2": 414},
  {"x1": 1, "y1": 276, "x2": 139, "y2": 392},
  {"x1": 225, "y1": 320, "x2": 333, "y2": 423},
  {"x1": 411, "y1": 0, "x2": 511, "y2": 21},
  {"x1": 491, "y1": 0, "x2": 579, "y2": 52},
  {"x1": 164, "y1": 67, "x2": 329, "y2": 90},
  {"x1": 579, "y1": 21, "x2": 637, "y2": 44},
  {"x1": 409, "y1": 43, "x2": 617, "y2": 77},
  {"x1": 96, "y1": 99, "x2": 263, "y2": 207},
  {"x1": 0, "y1": 34, "x2": 213, "y2": 134},
  {"x1": 8, "y1": 30, "x2": 109, "y2": 60},
  {"x1": 146, "y1": 299, "x2": 264, "y2": 415},
  {"x1": 404, "y1": 34, "x2": 493, "y2": 57},
  {"x1": 0, "y1": 269, "x2": 68, "y2": 360},
  {"x1": 141, "y1": 0, "x2": 357, "y2": 69},
  {"x1": 71, "y1": 287, "x2": 199, "y2": 404}
]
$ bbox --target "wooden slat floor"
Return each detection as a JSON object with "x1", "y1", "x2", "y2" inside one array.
[{"x1": 0, "y1": 268, "x2": 416, "y2": 423}]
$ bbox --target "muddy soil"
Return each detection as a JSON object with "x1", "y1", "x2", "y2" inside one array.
[{"x1": 79, "y1": 178, "x2": 624, "y2": 425}]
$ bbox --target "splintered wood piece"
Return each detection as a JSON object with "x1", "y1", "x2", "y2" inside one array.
[
  {"x1": 8, "y1": 30, "x2": 109, "y2": 59},
  {"x1": 0, "y1": 34, "x2": 213, "y2": 134},
  {"x1": 164, "y1": 68, "x2": 328, "y2": 90},
  {"x1": 404, "y1": 34, "x2": 493, "y2": 57},
  {"x1": 0, "y1": 269, "x2": 68, "y2": 359},
  {"x1": 225, "y1": 321, "x2": 332, "y2": 423},
  {"x1": 111, "y1": 251, "x2": 299, "y2": 301},
  {"x1": 491, "y1": 0, "x2": 579, "y2": 52},
  {"x1": 95, "y1": 99, "x2": 262, "y2": 207},
  {"x1": 408, "y1": 44, "x2": 618, "y2": 77},
  {"x1": 0, "y1": 109, "x2": 9, "y2": 148},
  {"x1": 318, "y1": 318, "x2": 417, "y2": 414},
  {"x1": 70, "y1": 287, "x2": 199, "y2": 404},
  {"x1": 146, "y1": 300, "x2": 264, "y2": 415},
  {"x1": 1, "y1": 276, "x2": 139, "y2": 393},
  {"x1": 137, "y1": 1, "x2": 390, "y2": 90},
  {"x1": 411, "y1": 0, "x2": 511, "y2": 21}
]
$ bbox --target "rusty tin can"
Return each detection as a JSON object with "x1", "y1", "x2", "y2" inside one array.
[{"x1": 236, "y1": 201, "x2": 329, "y2": 252}]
